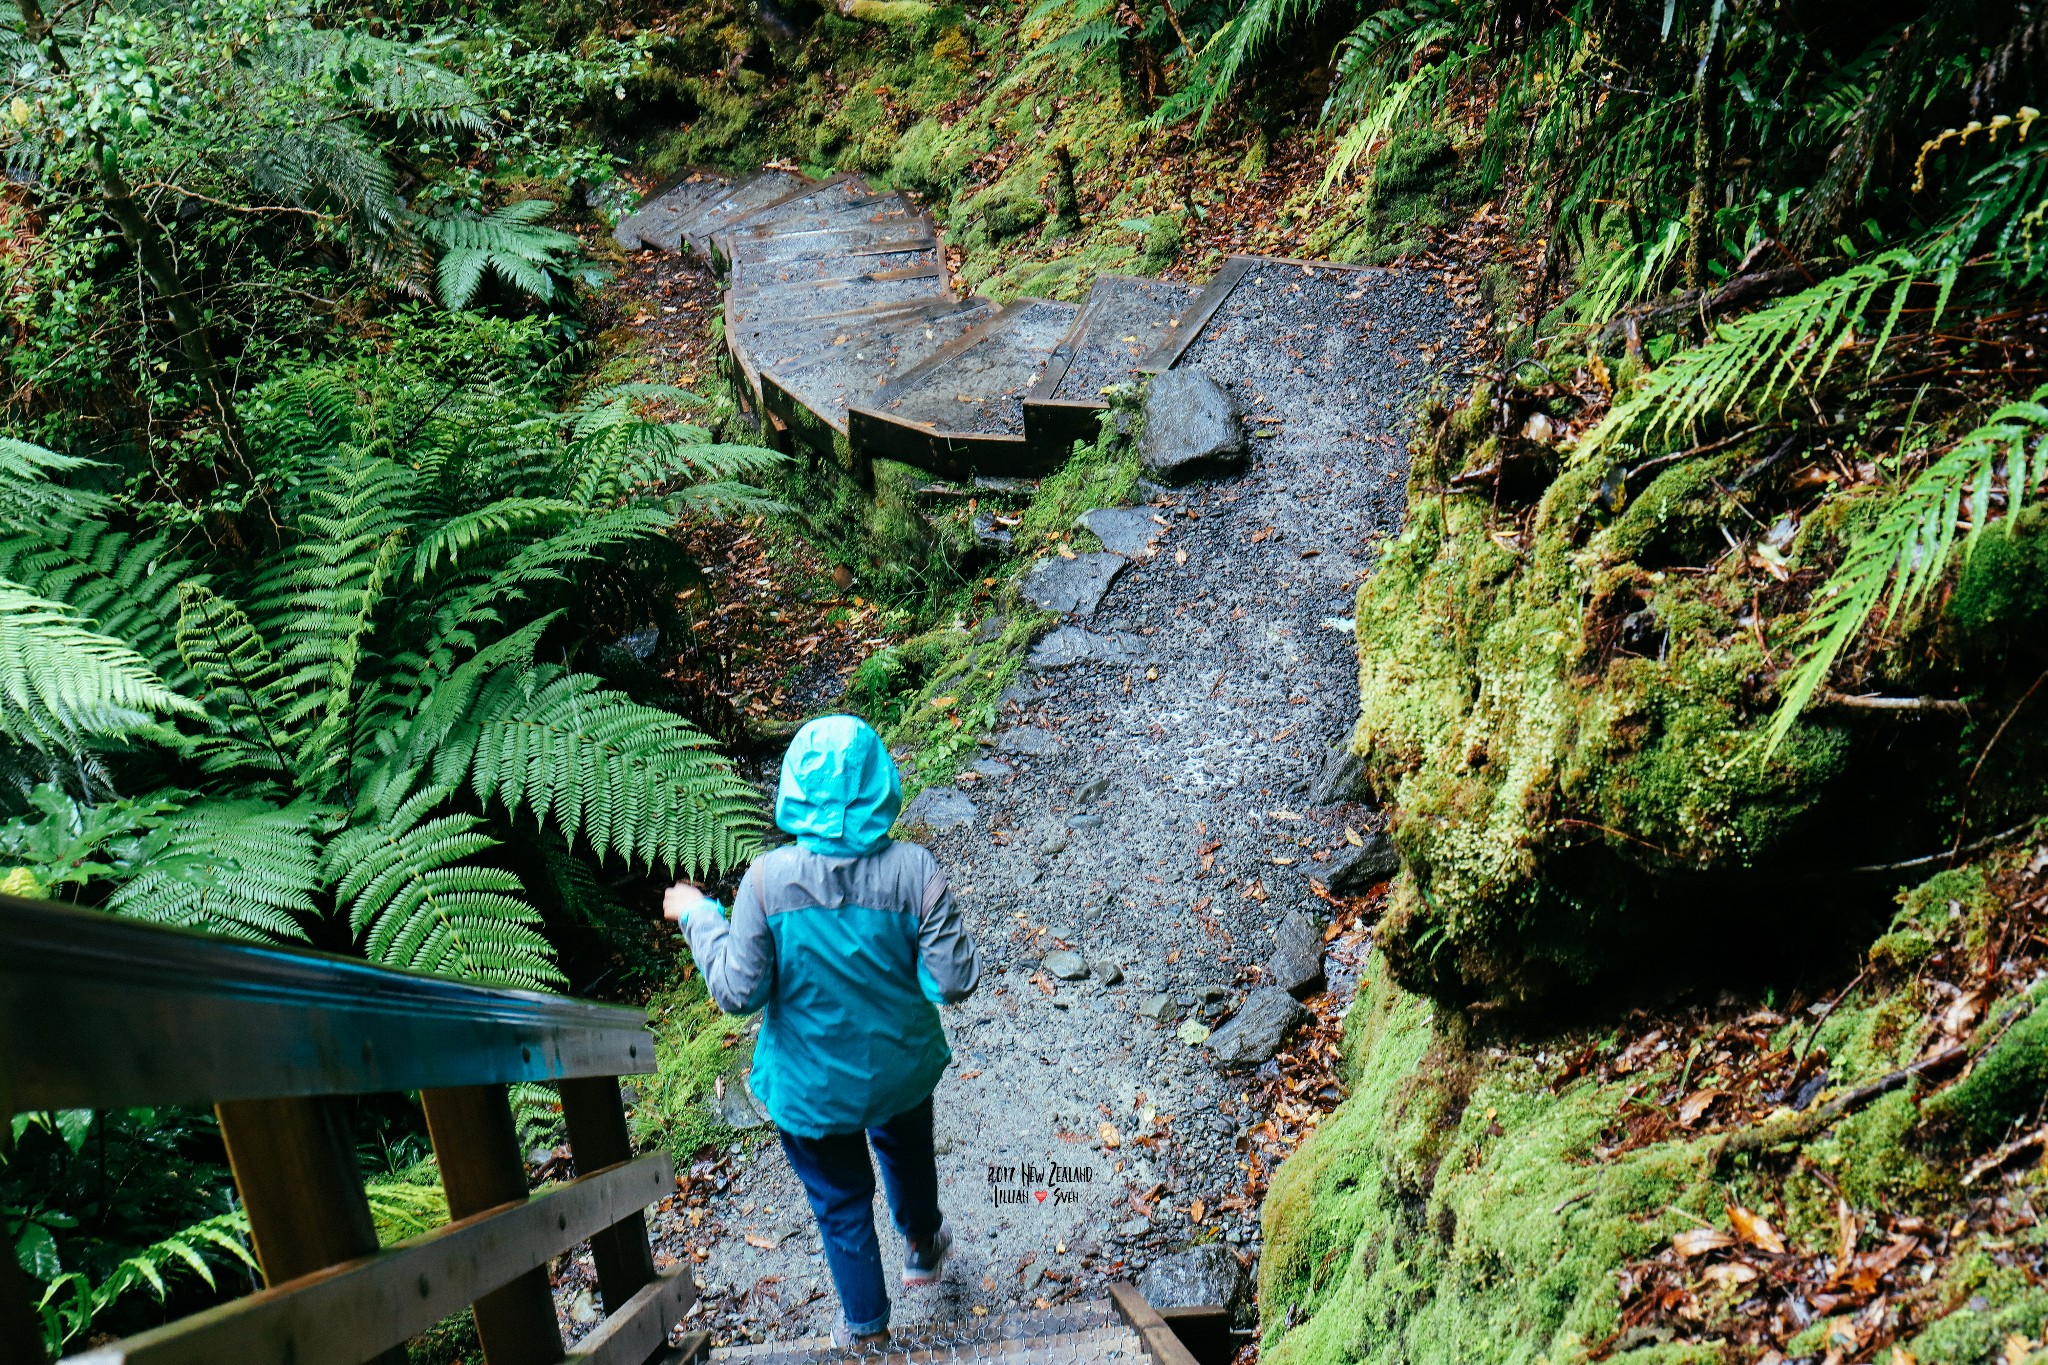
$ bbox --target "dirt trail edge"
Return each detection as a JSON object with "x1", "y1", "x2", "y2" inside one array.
[{"x1": 645, "y1": 264, "x2": 1464, "y2": 1343}]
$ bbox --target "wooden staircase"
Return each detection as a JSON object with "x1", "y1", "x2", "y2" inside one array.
[
  {"x1": 705, "y1": 1288, "x2": 1218, "y2": 1365},
  {"x1": 615, "y1": 168, "x2": 1377, "y2": 481}
]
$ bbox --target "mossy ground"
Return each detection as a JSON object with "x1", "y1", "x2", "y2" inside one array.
[
  {"x1": 1350, "y1": 367, "x2": 2048, "y2": 1014},
  {"x1": 1263, "y1": 842, "x2": 2048, "y2": 1364}
]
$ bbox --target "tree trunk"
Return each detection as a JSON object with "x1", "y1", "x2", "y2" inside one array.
[
  {"x1": 1052, "y1": 144, "x2": 1082, "y2": 232},
  {"x1": 1684, "y1": 14, "x2": 1723, "y2": 292}
]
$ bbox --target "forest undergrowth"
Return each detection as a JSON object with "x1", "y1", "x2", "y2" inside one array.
[{"x1": 8, "y1": 0, "x2": 2048, "y2": 1360}]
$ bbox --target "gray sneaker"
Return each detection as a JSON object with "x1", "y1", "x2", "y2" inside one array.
[
  {"x1": 903, "y1": 1217, "x2": 953, "y2": 1287},
  {"x1": 831, "y1": 1319, "x2": 891, "y2": 1349}
]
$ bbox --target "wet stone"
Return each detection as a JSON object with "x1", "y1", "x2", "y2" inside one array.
[
  {"x1": 1027, "y1": 626, "x2": 1138, "y2": 671},
  {"x1": 1077, "y1": 507, "x2": 1162, "y2": 557},
  {"x1": 1023, "y1": 552, "x2": 1126, "y2": 617},
  {"x1": 1322, "y1": 833, "x2": 1399, "y2": 894},
  {"x1": 995, "y1": 726, "x2": 1059, "y2": 757},
  {"x1": 1310, "y1": 738, "x2": 1369, "y2": 806},
  {"x1": 1139, "y1": 1244, "x2": 1249, "y2": 1314},
  {"x1": 1092, "y1": 959, "x2": 1125, "y2": 986},
  {"x1": 902, "y1": 786, "x2": 976, "y2": 830},
  {"x1": 1138, "y1": 993, "x2": 1181, "y2": 1023},
  {"x1": 1043, "y1": 950, "x2": 1090, "y2": 980},
  {"x1": 1140, "y1": 366, "x2": 1249, "y2": 485},
  {"x1": 1266, "y1": 910, "x2": 1326, "y2": 998},
  {"x1": 1205, "y1": 987, "x2": 1311, "y2": 1070}
]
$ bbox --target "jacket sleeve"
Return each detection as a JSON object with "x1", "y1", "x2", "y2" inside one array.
[
  {"x1": 916, "y1": 861, "x2": 981, "y2": 1004},
  {"x1": 683, "y1": 871, "x2": 774, "y2": 1015}
]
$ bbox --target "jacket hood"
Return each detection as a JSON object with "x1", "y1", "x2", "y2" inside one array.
[{"x1": 774, "y1": 715, "x2": 901, "y2": 857}]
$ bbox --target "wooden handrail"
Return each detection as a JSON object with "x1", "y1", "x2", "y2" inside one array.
[
  {"x1": 0, "y1": 894, "x2": 654, "y2": 1112},
  {"x1": 0, "y1": 894, "x2": 691, "y2": 1365}
]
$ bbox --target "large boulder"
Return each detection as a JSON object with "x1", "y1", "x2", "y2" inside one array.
[
  {"x1": 1140, "y1": 368, "x2": 1248, "y2": 485},
  {"x1": 1077, "y1": 507, "x2": 1162, "y2": 557},
  {"x1": 901, "y1": 786, "x2": 976, "y2": 831},
  {"x1": 1138, "y1": 1243, "x2": 1248, "y2": 1314},
  {"x1": 1205, "y1": 986, "x2": 1311, "y2": 1069}
]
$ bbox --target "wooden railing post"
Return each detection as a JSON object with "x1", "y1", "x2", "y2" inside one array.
[
  {"x1": 558, "y1": 1077, "x2": 656, "y2": 1312},
  {"x1": 214, "y1": 1096, "x2": 407, "y2": 1365},
  {"x1": 421, "y1": 1086, "x2": 567, "y2": 1365}
]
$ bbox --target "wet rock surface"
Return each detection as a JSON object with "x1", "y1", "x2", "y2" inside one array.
[
  {"x1": 1321, "y1": 832, "x2": 1400, "y2": 894},
  {"x1": 1265, "y1": 911, "x2": 1326, "y2": 998},
  {"x1": 1139, "y1": 367, "x2": 1247, "y2": 485},
  {"x1": 903, "y1": 786, "x2": 978, "y2": 831},
  {"x1": 1022, "y1": 552, "x2": 1126, "y2": 617},
  {"x1": 1205, "y1": 987, "x2": 1312, "y2": 1070},
  {"x1": 650, "y1": 265, "x2": 1456, "y2": 1342},
  {"x1": 1077, "y1": 507, "x2": 1163, "y2": 558},
  {"x1": 1137, "y1": 1244, "x2": 1250, "y2": 1314}
]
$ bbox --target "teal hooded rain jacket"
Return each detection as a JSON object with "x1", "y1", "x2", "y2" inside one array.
[{"x1": 681, "y1": 715, "x2": 982, "y2": 1137}]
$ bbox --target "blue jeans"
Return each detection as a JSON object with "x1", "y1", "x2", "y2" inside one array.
[{"x1": 777, "y1": 1093, "x2": 941, "y2": 1335}]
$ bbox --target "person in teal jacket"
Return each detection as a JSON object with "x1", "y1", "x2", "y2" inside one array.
[{"x1": 664, "y1": 714, "x2": 981, "y2": 1346}]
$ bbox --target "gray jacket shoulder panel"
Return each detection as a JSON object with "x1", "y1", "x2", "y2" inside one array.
[{"x1": 749, "y1": 840, "x2": 936, "y2": 919}]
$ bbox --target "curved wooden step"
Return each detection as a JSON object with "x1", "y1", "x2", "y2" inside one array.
[
  {"x1": 612, "y1": 171, "x2": 732, "y2": 252},
  {"x1": 762, "y1": 296, "x2": 1002, "y2": 446},
  {"x1": 668, "y1": 170, "x2": 812, "y2": 255},
  {"x1": 1022, "y1": 274, "x2": 1200, "y2": 464},
  {"x1": 846, "y1": 297, "x2": 1080, "y2": 480}
]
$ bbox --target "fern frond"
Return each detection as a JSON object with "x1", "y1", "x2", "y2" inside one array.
[
  {"x1": 421, "y1": 203, "x2": 583, "y2": 309},
  {"x1": 176, "y1": 584, "x2": 298, "y2": 781},
  {"x1": 410, "y1": 498, "x2": 584, "y2": 582},
  {"x1": 0, "y1": 438, "x2": 109, "y2": 529},
  {"x1": 1767, "y1": 384, "x2": 2048, "y2": 749},
  {"x1": 326, "y1": 779, "x2": 562, "y2": 990},
  {"x1": 0, "y1": 583, "x2": 199, "y2": 753},
  {"x1": 0, "y1": 523, "x2": 206, "y2": 684},
  {"x1": 108, "y1": 799, "x2": 325, "y2": 943},
  {"x1": 1576, "y1": 250, "x2": 1933, "y2": 462},
  {"x1": 413, "y1": 662, "x2": 763, "y2": 878}
]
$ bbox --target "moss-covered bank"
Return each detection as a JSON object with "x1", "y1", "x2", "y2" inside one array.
[{"x1": 1261, "y1": 846, "x2": 2048, "y2": 1364}]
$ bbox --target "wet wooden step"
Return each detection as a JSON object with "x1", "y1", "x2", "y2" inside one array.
[
  {"x1": 1022, "y1": 274, "x2": 1202, "y2": 464},
  {"x1": 720, "y1": 192, "x2": 925, "y2": 257},
  {"x1": 707, "y1": 175, "x2": 881, "y2": 268},
  {"x1": 667, "y1": 170, "x2": 812, "y2": 255},
  {"x1": 846, "y1": 297, "x2": 1080, "y2": 481},
  {"x1": 730, "y1": 245, "x2": 943, "y2": 296},
  {"x1": 612, "y1": 172, "x2": 731, "y2": 252},
  {"x1": 762, "y1": 296, "x2": 1002, "y2": 443},
  {"x1": 707, "y1": 1300, "x2": 1145, "y2": 1365}
]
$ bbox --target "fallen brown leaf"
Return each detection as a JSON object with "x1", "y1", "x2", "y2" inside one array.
[
  {"x1": 1727, "y1": 1203, "x2": 1786, "y2": 1255},
  {"x1": 1672, "y1": 1228, "x2": 1735, "y2": 1258}
]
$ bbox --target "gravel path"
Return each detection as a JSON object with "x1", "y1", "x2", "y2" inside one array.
[{"x1": 645, "y1": 264, "x2": 1465, "y2": 1347}]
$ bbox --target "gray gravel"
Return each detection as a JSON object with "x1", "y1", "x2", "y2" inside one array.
[{"x1": 648, "y1": 264, "x2": 1458, "y2": 1346}]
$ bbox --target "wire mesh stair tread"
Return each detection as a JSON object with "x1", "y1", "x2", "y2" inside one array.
[
  {"x1": 1042, "y1": 276, "x2": 1202, "y2": 404},
  {"x1": 762, "y1": 297, "x2": 1004, "y2": 431},
  {"x1": 707, "y1": 176, "x2": 886, "y2": 264},
  {"x1": 721, "y1": 209, "x2": 935, "y2": 261},
  {"x1": 671, "y1": 170, "x2": 813, "y2": 254},
  {"x1": 859, "y1": 298, "x2": 1082, "y2": 437},
  {"x1": 730, "y1": 247, "x2": 944, "y2": 296},
  {"x1": 613, "y1": 173, "x2": 733, "y2": 251},
  {"x1": 706, "y1": 1302, "x2": 1153, "y2": 1364}
]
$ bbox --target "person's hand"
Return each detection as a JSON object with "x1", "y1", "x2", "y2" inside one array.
[{"x1": 662, "y1": 881, "x2": 709, "y2": 925}]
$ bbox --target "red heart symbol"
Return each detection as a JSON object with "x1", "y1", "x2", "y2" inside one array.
[{"x1": 1034, "y1": 1190, "x2": 1048, "y2": 1203}]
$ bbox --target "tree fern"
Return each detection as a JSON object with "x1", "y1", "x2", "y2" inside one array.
[
  {"x1": 558, "y1": 385, "x2": 784, "y2": 510},
  {"x1": 325, "y1": 779, "x2": 562, "y2": 990},
  {"x1": 106, "y1": 800, "x2": 325, "y2": 944},
  {"x1": 1767, "y1": 383, "x2": 2048, "y2": 749},
  {"x1": 176, "y1": 584, "x2": 299, "y2": 782},
  {"x1": 34, "y1": 1210, "x2": 256, "y2": 1351},
  {"x1": 0, "y1": 439, "x2": 107, "y2": 529},
  {"x1": 0, "y1": 583, "x2": 199, "y2": 752},
  {"x1": 414, "y1": 662, "x2": 764, "y2": 877},
  {"x1": 0, "y1": 521, "x2": 206, "y2": 687}
]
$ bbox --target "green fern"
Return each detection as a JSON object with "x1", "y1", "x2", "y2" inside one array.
[
  {"x1": 176, "y1": 583, "x2": 299, "y2": 782},
  {"x1": 0, "y1": 522, "x2": 205, "y2": 686},
  {"x1": 1767, "y1": 383, "x2": 2048, "y2": 749},
  {"x1": 35, "y1": 1209, "x2": 256, "y2": 1349},
  {"x1": 421, "y1": 202, "x2": 592, "y2": 310},
  {"x1": 0, "y1": 583, "x2": 200, "y2": 752},
  {"x1": 106, "y1": 800, "x2": 325, "y2": 944},
  {"x1": 1576, "y1": 249, "x2": 1941, "y2": 462},
  {"x1": 326, "y1": 779, "x2": 562, "y2": 990},
  {"x1": 411, "y1": 660, "x2": 764, "y2": 877}
]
